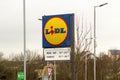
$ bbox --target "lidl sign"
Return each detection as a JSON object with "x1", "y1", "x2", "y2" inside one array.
[{"x1": 42, "y1": 14, "x2": 74, "y2": 48}]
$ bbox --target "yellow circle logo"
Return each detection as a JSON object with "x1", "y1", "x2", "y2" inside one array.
[{"x1": 44, "y1": 17, "x2": 68, "y2": 46}]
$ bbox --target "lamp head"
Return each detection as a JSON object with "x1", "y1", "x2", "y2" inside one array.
[{"x1": 99, "y1": 3, "x2": 108, "y2": 7}]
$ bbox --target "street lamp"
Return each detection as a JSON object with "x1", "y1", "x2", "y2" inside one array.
[
  {"x1": 23, "y1": 0, "x2": 26, "y2": 80},
  {"x1": 38, "y1": 18, "x2": 42, "y2": 21},
  {"x1": 94, "y1": 2, "x2": 108, "y2": 80}
]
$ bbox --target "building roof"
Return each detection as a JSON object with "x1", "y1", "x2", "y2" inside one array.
[{"x1": 109, "y1": 50, "x2": 120, "y2": 55}]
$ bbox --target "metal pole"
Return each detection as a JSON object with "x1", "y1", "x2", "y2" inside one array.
[
  {"x1": 23, "y1": 0, "x2": 26, "y2": 80},
  {"x1": 54, "y1": 61, "x2": 56, "y2": 80},
  {"x1": 94, "y1": 6, "x2": 96, "y2": 80},
  {"x1": 85, "y1": 39, "x2": 87, "y2": 80},
  {"x1": 94, "y1": 3, "x2": 108, "y2": 80},
  {"x1": 85, "y1": 54, "x2": 87, "y2": 80},
  {"x1": 71, "y1": 14, "x2": 75, "y2": 80}
]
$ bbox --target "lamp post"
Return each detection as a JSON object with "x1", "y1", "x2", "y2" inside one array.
[
  {"x1": 85, "y1": 52, "x2": 88, "y2": 80},
  {"x1": 23, "y1": 0, "x2": 26, "y2": 80},
  {"x1": 85, "y1": 38, "x2": 93, "y2": 80},
  {"x1": 94, "y1": 3, "x2": 108, "y2": 80}
]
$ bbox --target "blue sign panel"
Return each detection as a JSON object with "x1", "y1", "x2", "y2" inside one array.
[{"x1": 42, "y1": 14, "x2": 74, "y2": 48}]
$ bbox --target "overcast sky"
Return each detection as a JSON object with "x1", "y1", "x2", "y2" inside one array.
[{"x1": 0, "y1": 0, "x2": 120, "y2": 58}]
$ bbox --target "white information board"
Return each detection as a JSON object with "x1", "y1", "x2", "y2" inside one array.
[{"x1": 44, "y1": 48, "x2": 71, "y2": 61}]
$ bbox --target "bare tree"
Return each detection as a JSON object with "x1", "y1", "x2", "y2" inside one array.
[
  {"x1": 75, "y1": 15, "x2": 93, "y2": 80},
  {"x1": 0, "y1": 52, "x2": 4, "y2": 61}
]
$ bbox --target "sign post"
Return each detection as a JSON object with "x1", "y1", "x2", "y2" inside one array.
[{"x1": 71, "y1": 14, "x2": 75, "y2": 80}]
